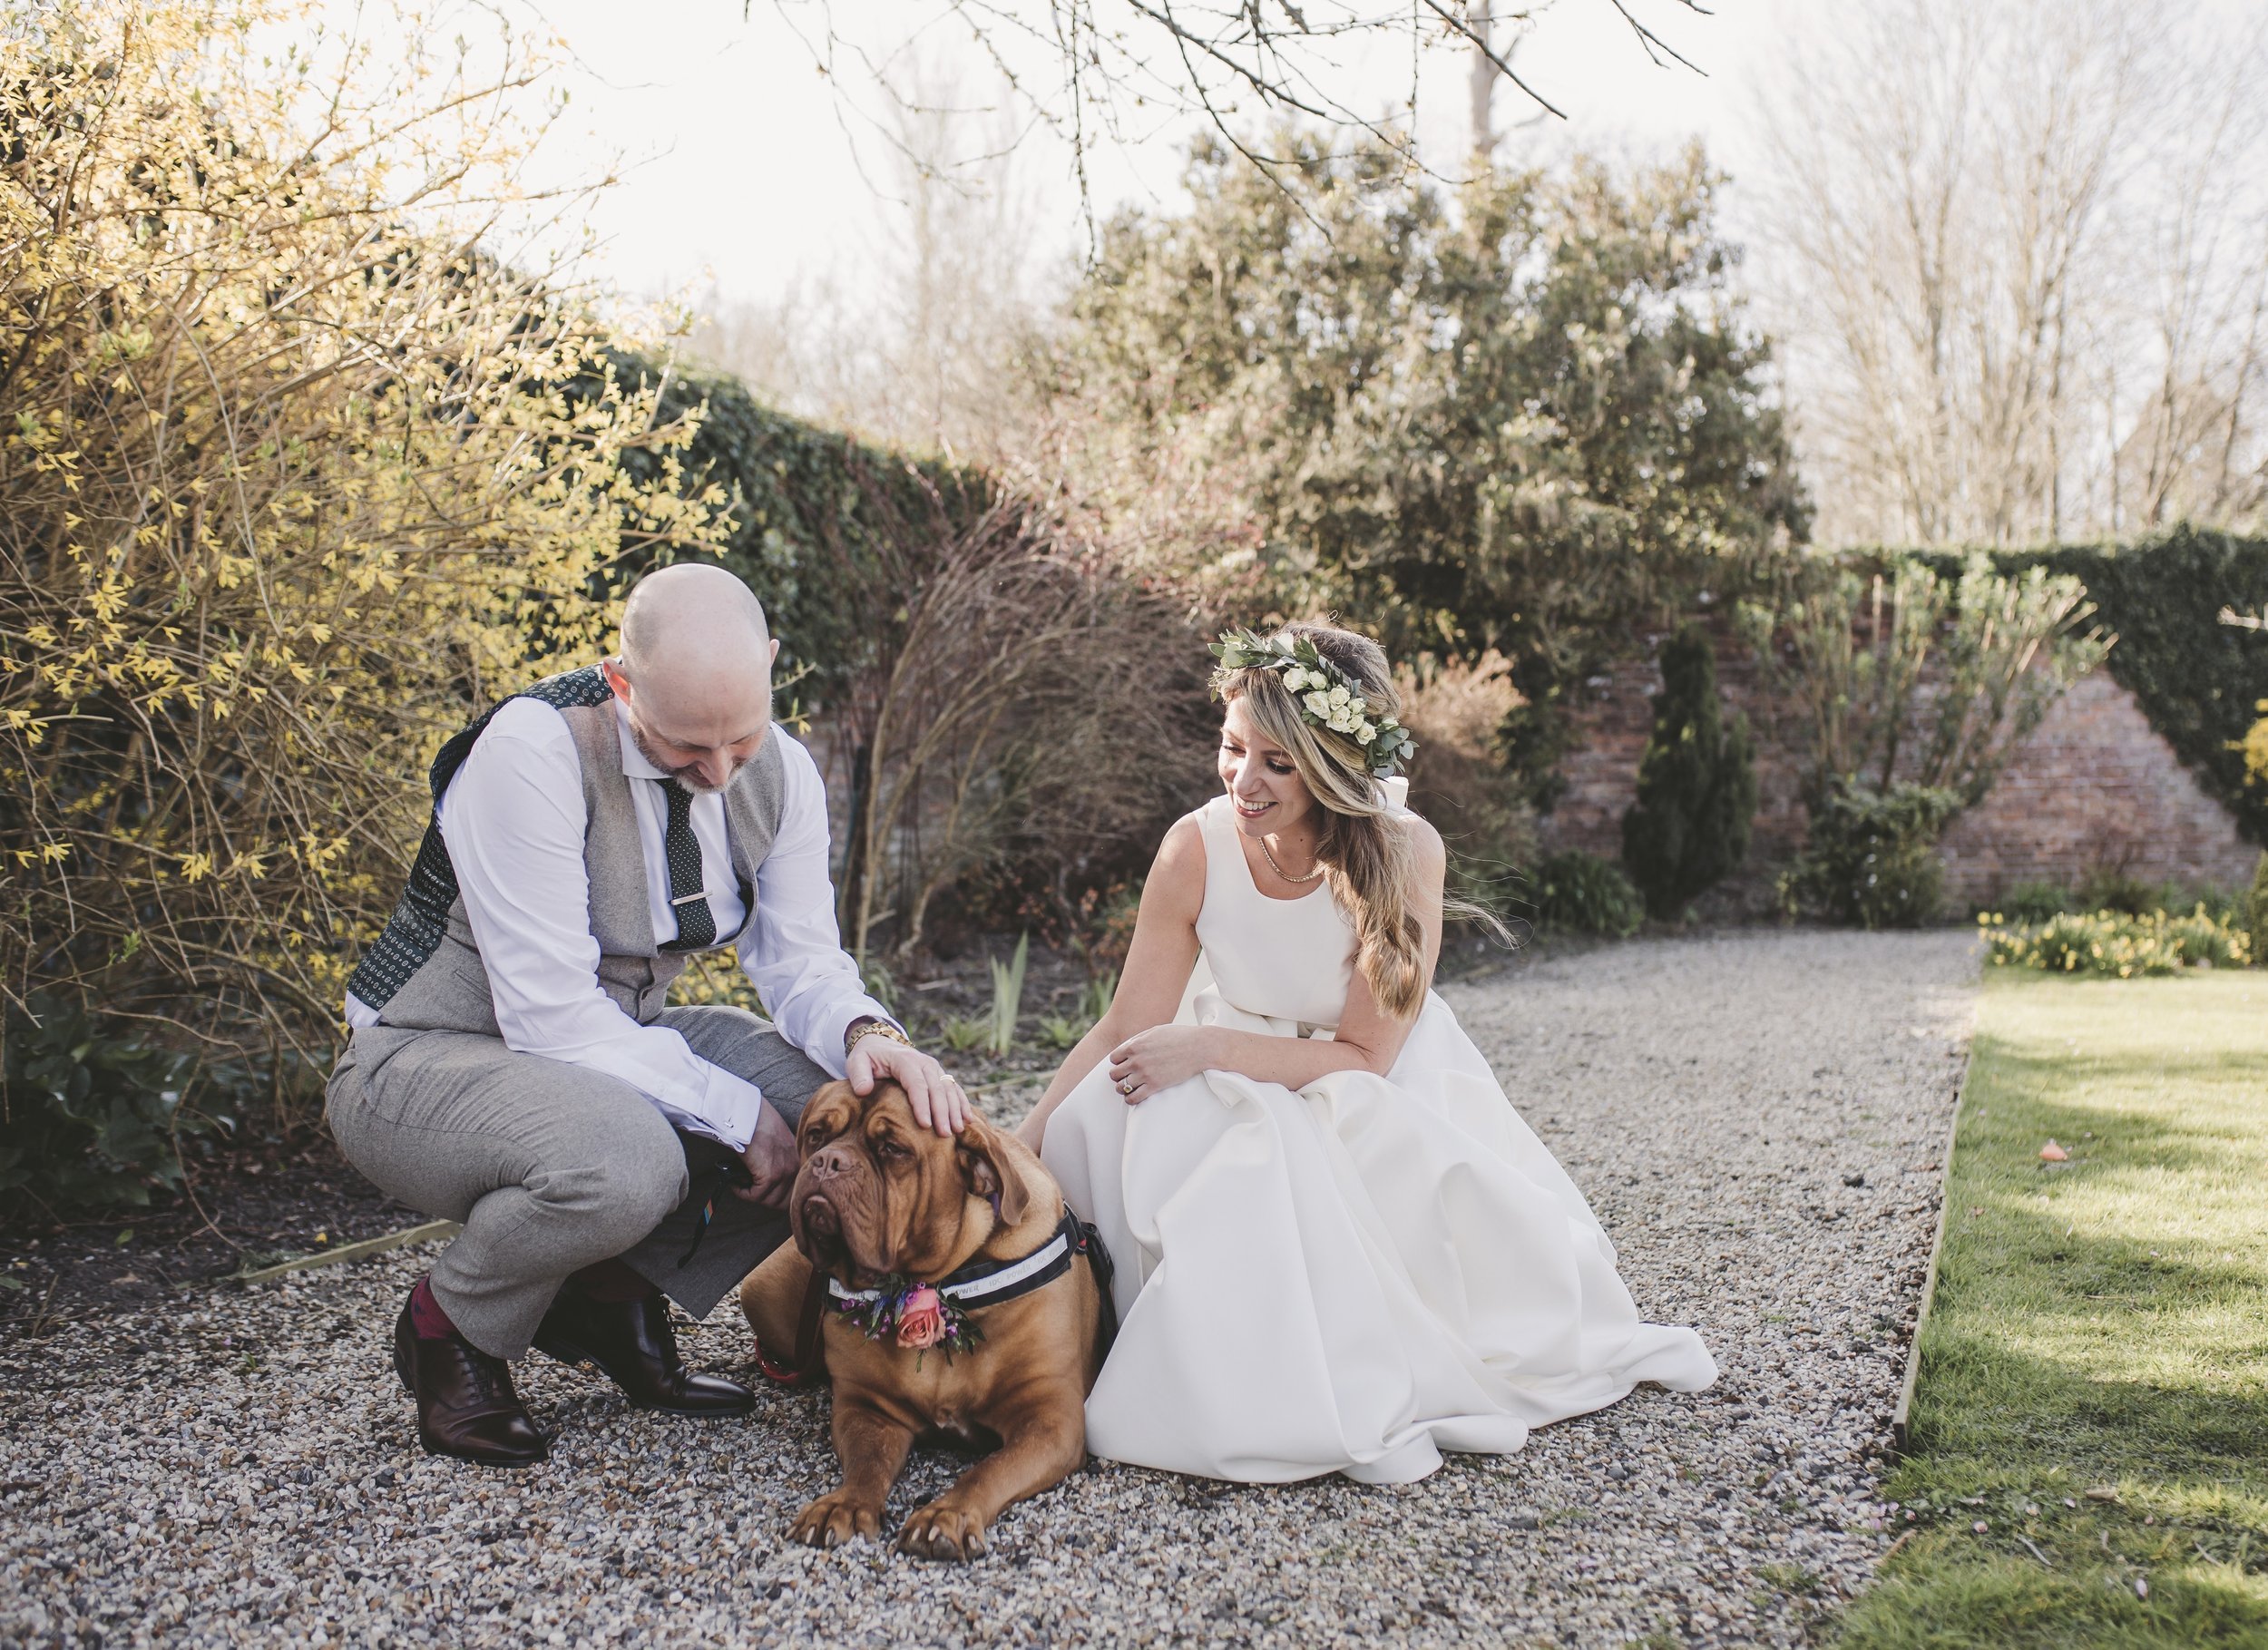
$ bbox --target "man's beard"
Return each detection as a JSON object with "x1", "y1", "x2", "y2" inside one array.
[{"x1": 628, "y1": 718, "x2": 740, "y2": 794}]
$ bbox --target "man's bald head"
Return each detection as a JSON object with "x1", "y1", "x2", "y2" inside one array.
[{"x1": 608, "y1": 563, "x2": 778, "y2": 791}]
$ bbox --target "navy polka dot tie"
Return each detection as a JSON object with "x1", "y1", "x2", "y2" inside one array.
[{"x1": 659, "y1": 778, "x2": 717, "y2": 952}]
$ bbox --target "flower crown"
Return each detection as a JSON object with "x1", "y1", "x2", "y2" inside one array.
[{"x1": 1209, "y1": 629, "x2": 1418, "y2": 778}]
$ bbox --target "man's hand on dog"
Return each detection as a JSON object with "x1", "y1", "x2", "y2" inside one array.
[
  {"x1": 737, "y1": 1102, "x2": 800, "y2": 1206},
  {"x1": 847, "y1": 1038, "x2": 972, "y2": 1137}
]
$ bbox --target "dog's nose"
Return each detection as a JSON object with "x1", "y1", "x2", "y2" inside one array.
[{"x1": 808, "y1": 1144, "x2": 855, "y2": 1180}]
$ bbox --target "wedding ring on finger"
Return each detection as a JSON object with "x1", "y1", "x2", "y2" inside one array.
[{"x1": 1118, "y1": 1079, "x2": 1137, "y2": 1096}]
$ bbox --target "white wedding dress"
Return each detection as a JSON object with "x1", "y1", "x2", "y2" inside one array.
[{"x1": 1041, "y1": 790, "x2": 1717, "y2": 1484}]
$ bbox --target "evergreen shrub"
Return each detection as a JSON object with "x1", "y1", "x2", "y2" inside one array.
[
  {"x1": 1531, "y1": 851, "x2": 1645, "y2": 938},
  {"x1": 2074, "y1": 867, "x2": 2175, "y2": 917},
  {"x1": 0, "y1": 995, "x2": 214, "y2": 1211},
  {"x1": 1621, "y1": 625, "x2": 1757, "y2": 918},
  {"x1": 2249, "y1": 854, "x2": 2268, "y2": 966},
  {"x1": 1783, "y1": 782, "x2": 1960, "y2": 929},
  {"x1": 1995, "y1": 882, "x2": 2075, "y2": 923}
]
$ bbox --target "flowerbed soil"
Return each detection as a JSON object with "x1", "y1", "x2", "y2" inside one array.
[{"x1": 0, "y1": 1131, "x2": 422, "y2": 1338}]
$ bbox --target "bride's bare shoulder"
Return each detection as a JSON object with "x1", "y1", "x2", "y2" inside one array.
[
  {"x1": 1138, "y1": 809, "x2": 1210, "y2": 912},
  {"x1": 1399, "y1": 810, "x2": 1446, "y2": 885}
]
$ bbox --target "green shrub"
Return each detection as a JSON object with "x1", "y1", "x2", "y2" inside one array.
[
  {"x1": 2074, "y1": 866, "x2": 2173, "y2": 916},
  {"x1": 1784, "y1": 782, "x2": 1961, "y2": 929},
  {"x1": 1995, "y1": 881, "x2": 2075, "y2": 923},
  {"x1": 1, "y1": 994, "x2": 210, "y2": 1211},
  {"x1": 1621, "y1": 625, "x2": 1757, "y2": 919},
  {"x1": 1981, "y1": 907, "x2": 2251, "y2": 977},
  {"x1": 1531, "y1": 851, "x2": 1645, "y2": 938},
  {"x1": 2251, "y1": 854, "x2": 2268, "y2": 966}
]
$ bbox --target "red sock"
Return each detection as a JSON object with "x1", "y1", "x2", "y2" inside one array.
[
  {"x1": 407, "y1": 1275, "x2": 459, "y2": 1340},
  {"x1": 568, "y1": 1257, "x2": 659, "y2": 1303}
]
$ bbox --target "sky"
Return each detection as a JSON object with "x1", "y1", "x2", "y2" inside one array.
[{"x1": 509, "y1": 0, "x2": 1801, "y2": 316}]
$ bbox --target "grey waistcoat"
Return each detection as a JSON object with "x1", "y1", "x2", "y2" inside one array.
[{"x1": 347, "y1": 665, "x2": 787, "y2": 1037}]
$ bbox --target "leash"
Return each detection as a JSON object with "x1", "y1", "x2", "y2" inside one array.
[
  {"x1": 675, "y1": 1156, "x2": 755, "y2": 1270},
  {"x1": 752, "y1": 1264, "x2": 829, "y2": 1387}
]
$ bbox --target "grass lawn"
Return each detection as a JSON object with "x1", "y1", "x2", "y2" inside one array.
[{"x1": 1838, "y1": 971, "x2": 2268, "y2": 1647}]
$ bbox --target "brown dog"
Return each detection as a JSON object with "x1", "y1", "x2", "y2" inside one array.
[{"x1": 738, "y1": 1079, "x2": 1110, "y2": 1560}]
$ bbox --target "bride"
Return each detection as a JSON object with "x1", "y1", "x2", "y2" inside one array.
[{"x1": 1016, "y1": 620, "x2": 1716, "y2": 1485}]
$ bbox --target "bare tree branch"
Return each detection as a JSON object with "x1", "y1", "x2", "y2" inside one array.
[{"x1": 759, "y1": 0, "x2": 1716, "y2": 213}]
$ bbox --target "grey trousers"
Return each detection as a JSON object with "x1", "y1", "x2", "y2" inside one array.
[{"x1": 325, "y1": 1005, "x2": 830, "y2": 1360}]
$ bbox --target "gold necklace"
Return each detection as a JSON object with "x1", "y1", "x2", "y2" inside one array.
[{"x1": 1258, "y1": 834, "x2": 1325, "y2": 884}]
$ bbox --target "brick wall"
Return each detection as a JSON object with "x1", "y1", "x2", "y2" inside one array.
[
  {"x1": 1934, "y1": 673, "x2": 2258, "y2": 903},
  {"x1": 1540, "y1": 623, "x2": 2261, "y2": 913}
]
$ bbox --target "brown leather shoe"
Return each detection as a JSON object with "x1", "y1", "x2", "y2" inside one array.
[
  {"x1": 533, "y1": 1287, "x2": 754, "y2": 1416},
  {"x1": 392, "y1": 1301, "x2": 548, "y2": 1467}
]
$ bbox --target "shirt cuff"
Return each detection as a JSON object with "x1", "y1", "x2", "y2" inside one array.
[
  {"x1": 810, "y1": 997, "x2": 904, "y2": 1079},
  {"x1": 689, "y1": 1062, "x2": 768, "y2": 1153}
]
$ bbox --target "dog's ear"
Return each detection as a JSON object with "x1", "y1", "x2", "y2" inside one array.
[{"x1": 956, "y1": 1118, "x2": 1031, "y2": 1228}]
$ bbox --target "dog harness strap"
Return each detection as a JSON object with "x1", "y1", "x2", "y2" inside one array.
[{"x1": 1071, "y1": 1217, "x2": 1120, "y2": 1362}]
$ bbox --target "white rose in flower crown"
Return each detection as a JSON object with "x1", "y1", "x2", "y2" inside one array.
[
  {"x1": 1304, "y1": 689, "x2": 1333, "y2": 718},
  {"x1": 1356, "y1": 719, "x2": 1376, "y2": 742},
  {"x1": 1328, "y1": 686, "x2": 1351, "y2": 708}
]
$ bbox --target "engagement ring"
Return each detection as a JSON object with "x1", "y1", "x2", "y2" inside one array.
[{"x1": 1119, "y1": 1079, "x2": 1136, "y2": 1095}]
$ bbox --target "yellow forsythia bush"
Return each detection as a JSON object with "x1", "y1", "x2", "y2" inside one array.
[{"x1": 0, "y1": 0, "x2": 730, "y2": 1061}]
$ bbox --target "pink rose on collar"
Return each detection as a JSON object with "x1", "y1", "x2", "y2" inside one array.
[{"x1": 896, "y1": 1285, "x2": 945, "y2": 1350}]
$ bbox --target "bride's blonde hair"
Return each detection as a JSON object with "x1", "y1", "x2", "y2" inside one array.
[{"x1": 1215, "y1": 620, "x2": 1429, "y2": 1020}]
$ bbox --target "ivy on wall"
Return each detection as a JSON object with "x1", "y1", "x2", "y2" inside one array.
[
  {"x1": 1913, "y1": 528, "x2": 2268, "y2": 847},
  {"x1": 604, "y1": 354, "x2": 992, "y2": 708}
]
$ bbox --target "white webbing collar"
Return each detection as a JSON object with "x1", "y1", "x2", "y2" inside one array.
[{"x1": 826, "y1": 1225, "x2": 1074, "y2": 1308}]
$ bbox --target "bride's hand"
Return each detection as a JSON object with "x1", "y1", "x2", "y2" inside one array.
[{"x1": 1106, "y1": 1026, "x2": 1217, "y2": 1104}]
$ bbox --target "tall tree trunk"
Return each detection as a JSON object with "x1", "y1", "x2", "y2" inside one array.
[{"x1": 1467, "y1": 3, "x2": 1496, "y2": 164}]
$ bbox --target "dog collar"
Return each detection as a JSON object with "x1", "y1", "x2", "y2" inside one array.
[{"x1": 826, "y1": 1209, "x2": 1100, "y2": 1313}]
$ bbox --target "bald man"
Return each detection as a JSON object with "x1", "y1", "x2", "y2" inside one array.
[{"x1": 326, "y1": 563, "x2": 971, "y2": 1467}]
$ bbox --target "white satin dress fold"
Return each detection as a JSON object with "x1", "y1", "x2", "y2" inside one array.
[{"x1": 1041, "y1": 792, "x2": 1716, "y2": 1484}]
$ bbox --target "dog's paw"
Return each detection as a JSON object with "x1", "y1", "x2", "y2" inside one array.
[
  {"x1": 788, "y1": 1490, "x2": 883, "y2": 1549},
  {"x1": 896, "y1": 1499, "x2": 989, "y2": 1562}
]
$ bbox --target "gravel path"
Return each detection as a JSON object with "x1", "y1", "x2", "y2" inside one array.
[{"x1": 0, "y1": 931, "x2": 1977, "y2": 1648}]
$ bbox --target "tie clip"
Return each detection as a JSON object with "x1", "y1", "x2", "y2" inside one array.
[{"x1": 670, "y1": 892, "x2": 707, "y2": 906}]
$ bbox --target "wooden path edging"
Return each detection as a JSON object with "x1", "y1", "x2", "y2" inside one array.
[
  {"x1": 230, "y1": 1219, "x2": 462, "y2": 1286},
  {"x1": 1891, "y1": 1083, "x2": 1969, "y2": 1456}
]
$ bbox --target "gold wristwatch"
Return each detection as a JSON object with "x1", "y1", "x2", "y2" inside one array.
[{"x1": 845, "y1": 1017, "x2": 914, "y2": 1058}]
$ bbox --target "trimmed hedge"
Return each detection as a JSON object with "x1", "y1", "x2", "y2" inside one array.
[
  {"x1": 606, "y1": 355, "x2": 993, "y2": 708},
  {"x1": 1915, "y1": 528, "x2": 2268, "y2": 846}
]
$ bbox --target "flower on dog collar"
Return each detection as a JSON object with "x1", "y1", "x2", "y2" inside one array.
[
  {"x1": 831, "y1": 1274, "x2": 984, "y2": 1362},
  {"x1": 1209, "y1": 629, "x2": 1416, "y2": 777}
]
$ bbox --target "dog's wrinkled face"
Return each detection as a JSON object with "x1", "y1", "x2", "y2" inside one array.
[{"x1": 788, "y1": 1080, "x2": 1030, "y2": 1284}]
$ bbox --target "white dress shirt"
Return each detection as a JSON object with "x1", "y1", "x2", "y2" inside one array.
[{"x1": 345, "y1": 696, "x2": 892, "y2": 1151}]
